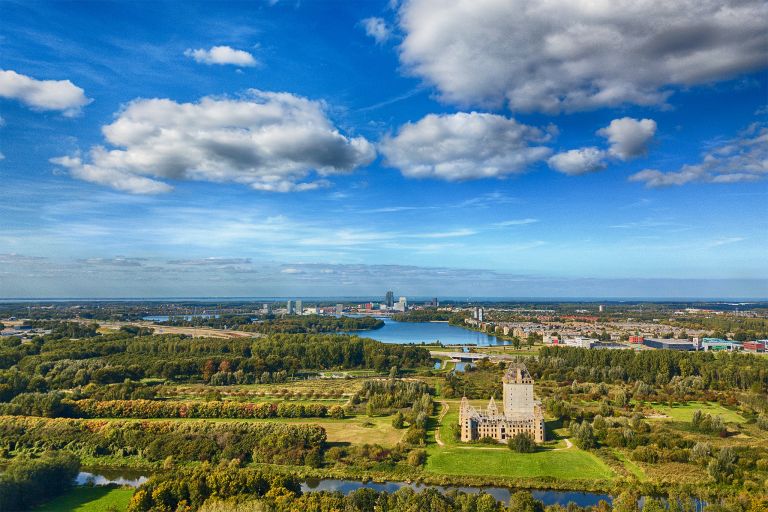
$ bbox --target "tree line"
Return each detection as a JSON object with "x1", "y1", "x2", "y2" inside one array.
[
  {"x1": 0, "y1": 416, "x2": 327, "y2": 466},
  {"x1": 0, "y1": 394, "x2": 344, "y2": 420}
]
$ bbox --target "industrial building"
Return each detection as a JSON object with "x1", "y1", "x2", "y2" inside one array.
[
  {"x1": 701, "y1": 338, "x2": 742, "y2": 351},
  {"x1": 642, "y1": 338, "x2": 696, "y2": 351},
  {"x1": 743, "y1": 341, "x2": 766, "y2": 353}
]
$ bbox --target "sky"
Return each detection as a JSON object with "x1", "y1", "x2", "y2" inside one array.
[{"x1": 0, "y1": 0, "x2": 767, "y2": 299}]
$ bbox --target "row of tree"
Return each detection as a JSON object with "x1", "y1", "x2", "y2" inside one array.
[
  {"x1": 0, "y1": 416, "x2": 327, "y2": 466},
  {"x1": 0, "y1": 394, "x2": 344, "y2": 419},
  {"x1": 0, "y1": 451, "x2": 80, "y2": 511}
]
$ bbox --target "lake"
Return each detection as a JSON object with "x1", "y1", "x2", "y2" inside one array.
[{"x1": 347, "y1": 317, "x2": 505, "y2": 346}]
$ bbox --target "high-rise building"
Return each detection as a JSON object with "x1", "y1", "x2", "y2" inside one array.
[
  {"x1": 432, "y1": 297, "x2": 439, "y2": 307},
  {"x1": 473, "y1": 307, "x2": 484, "y2": 322},
  {"x1": 336, "y1": 303, "x2": 344, "y2": 315},
  {"x1": 385, "y1": 290, "x2": 394, "y2": 308},
  {"x1": 296, "y1": 300, "x2": 303, "y2": 315},
  {"x1": 286, "y1": 300, "x2": 294, "y2": 315},
  {"x1": 598, "y1": 305, "x2": 605, "y2": 313}
]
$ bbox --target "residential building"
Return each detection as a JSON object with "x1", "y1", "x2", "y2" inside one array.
[
  {"x1": 563, "y1": 337, "x2": 597, "y2": 349},
  {"x1": 385, "y1": 291, "x2": 394, "y2": 308},
  {"x1": 286, "y1": 300, "x2": 294, "y2": 315},
  {"x1": 295, "y1": 300, "x2": 303, "y2": 315}
]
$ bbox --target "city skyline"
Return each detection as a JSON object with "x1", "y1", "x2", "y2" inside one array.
[{"x1": 1, "y1": 1, "x2": 767, "y2": 298}]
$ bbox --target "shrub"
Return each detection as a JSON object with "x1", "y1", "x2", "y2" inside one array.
[{"x1": 508, "y1": 432, "x2": 536, "y2": 453}]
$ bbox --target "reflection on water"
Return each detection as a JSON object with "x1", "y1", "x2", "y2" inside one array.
[
  {"x1": 300, "y1": 478, "x2": 612, "y2": 507},
  {"x1": 76, "y1": 471, "x2": 148, "y2": 488}
]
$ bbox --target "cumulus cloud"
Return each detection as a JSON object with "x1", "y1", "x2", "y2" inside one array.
[
  {"x1": 184, "y1": 46, "x2": 258, "y2": 67},
  {"x1": 548, "y1": 117, "x2": 656, "y2": 175},
  {"x1": 0, "y1": 69, "x2": 91, "y2": 116},
  {"x1": 51, "y1": 90, "x2": 376, "y2": 194},
  {"x1": 548, "y1": 147, "x2": 607, "y2": 175},
  {"x1": 397, "y1": 0, "x2": 768, "y2": 113},
  {"x1": 630, "y1": 123, "x2": 768, "y2": 187},
  {"x1": 597, "y1": 117, "x2": 657, "y2": 160},
  {"x1": 380, "y1": 112, "x2": 552, "y2": 180},
  {"x1": 361, "y1": 17, "x2": 391, "y2": 44}
]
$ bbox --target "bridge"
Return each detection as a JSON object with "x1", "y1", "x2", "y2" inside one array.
[{"x1": 430, "y1": 351, "x2": 489, "y2": 362}]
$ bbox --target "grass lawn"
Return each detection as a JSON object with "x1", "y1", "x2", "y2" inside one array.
[
  {"x1": 649, "y1": 401, "x2": 746, "y2": 423},
  {"x1": 428, "y1": 401, "x2": 613, "y2": 481},
  {"x1": 425, "y1": 445, "x2": 614, "y2": 480},
  {"x1": 36, "y1": 487, "x2": 134, "y2": 512}
]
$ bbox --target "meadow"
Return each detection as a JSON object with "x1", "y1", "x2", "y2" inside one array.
[
  {"x1": 649, "y1": 401, "x2": 747, "y2": 423},
  {"x1": 35, "y1": 487, "x2": 134, "y2": 512}
]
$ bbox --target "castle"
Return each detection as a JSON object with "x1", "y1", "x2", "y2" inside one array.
[{"x1": 459, "y1": 363, "x2": 545, "y2": 443}]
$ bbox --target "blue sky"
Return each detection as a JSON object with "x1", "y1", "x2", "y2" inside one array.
[{"x1": 1, "y1": 0, "x2": 767, "y2": 298}]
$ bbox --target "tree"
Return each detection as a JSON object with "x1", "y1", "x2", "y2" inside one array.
[
  {"x1": 508, "y1": 432, "x2": 536, "y2": 453},
  {"x1": 571, "y1": 421, "x2": 597, "y2": 449},
  {"x1": 708, "y1": 447, "x2": 737, "y2": 483},
  {"x1": 392, "y1": 411, "x2": 405, "y2": 429},
  {"x1": 507, "y1": 491, "x2": 544, "y2": 512}
]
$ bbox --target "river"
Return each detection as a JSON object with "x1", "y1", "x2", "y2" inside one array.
[{"x1": 78, "y1": 472, "x2": 611, "y2": 506}]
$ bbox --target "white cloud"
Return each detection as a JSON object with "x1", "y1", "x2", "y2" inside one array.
[
  {"x1": 361, "y1": 17, "x2": 391, "y2": 44},
  {"x1": 597, "y1": 117, "x2": 657, "y2": 160},
  {"x1": 494, "y1": 218, "x2": 539, "y2": 226},
  {"x1": 548, "y1": 147, "x2": 607, "y2": 175},
  {"x1": 184, "y1": 46, "x2": 258, "y2": 67},
  {"x1": 51, "y1": 90, "x2": 376, "y2": 194},
  {"x1": 380, "y1": 112, "x2": 552, "y2": 180},
  {"x1": 397, "y1": 0, "x2": 768, "y2": 113},
  {"x1": 630, "y1": 123, "x2": 768, "y2": 187},
  {"x1": 0, "y1": 69, "x2": 91, "y2": 116}
]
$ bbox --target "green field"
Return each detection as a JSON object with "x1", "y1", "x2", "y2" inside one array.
[
  {"x1": 36, "y1": 487, "x2": 133, "y2": 512},
  {"x1": 428, "y1": 401, "x2": 613, "y2": 481},
  {"x1": 426, "y1": 445, "x2": 614, "y2": 480},
  {"x1": 649, "y1": 401, "x2": 746, "y2": 423}
]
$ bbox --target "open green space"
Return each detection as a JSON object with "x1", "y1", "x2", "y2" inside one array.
[
  {"x1": 649, "y1": 401, "x2": 746, "y2": 423},
  {"x1": 36, "y1": 487, "x2": 133, "y2": 512},
  {"x1": 426, "y1": 445, "x2": 614, "y2": 480},
  {"x1": 429, "y1": 401, "x2": 611, "y2": 480}
]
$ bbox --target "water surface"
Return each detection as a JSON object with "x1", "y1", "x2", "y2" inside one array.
[
  {"x1": 301, "y1": 478, "x2": 611, "y2": 507},
  {"x1": 348, "y1": 317, "x2": 505, "y2": 346}
]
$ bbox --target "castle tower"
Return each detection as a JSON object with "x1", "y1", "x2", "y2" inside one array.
[
  {"x1": 487, "y1": 396, "x2": 498, "y2": 416},
  {"x1": 502, "y1": 364, "x2": 535, "y2": 418}
]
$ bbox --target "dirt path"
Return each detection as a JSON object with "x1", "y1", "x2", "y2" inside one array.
[{"x1": 434, "y1": 401, "x2": 449, "y2": 447}]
